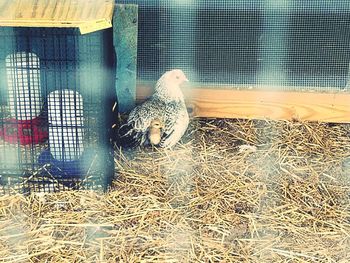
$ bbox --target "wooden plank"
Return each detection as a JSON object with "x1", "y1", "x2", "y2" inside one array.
[
  {"x1": 113, "y1": 4, "x2": 138, "y2": 113},
  {"x1": 0, "y1": 0, "x2": 114, "y2": 34},
  {"x1": 137, "y1": 84, "x2": 350, "y2": 123}
]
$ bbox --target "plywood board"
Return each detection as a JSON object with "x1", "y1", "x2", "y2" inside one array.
[
  {"x1": 0, "y1": 0, "x2": 114, "y2": 34},
  {"x1": 137, "y1": 84, "x2": 350, "y2": 123}
]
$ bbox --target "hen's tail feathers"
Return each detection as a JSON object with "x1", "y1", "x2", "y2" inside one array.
[{"x1": 116, "y1": 122, "x2": 143, "y2": 149}]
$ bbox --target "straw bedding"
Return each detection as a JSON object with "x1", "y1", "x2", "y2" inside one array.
[{"x1": 1, "y1": 118, "x2": 350, "y2": 262}]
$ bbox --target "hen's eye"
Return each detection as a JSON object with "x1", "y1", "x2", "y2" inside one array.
[{"x1": 176, "y1": 75, "x2": 180, "y2": 79}]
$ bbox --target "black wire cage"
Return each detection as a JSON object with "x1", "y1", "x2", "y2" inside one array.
[{"x1": 0, "y1": 27, "x2": 116, "y2": 194}]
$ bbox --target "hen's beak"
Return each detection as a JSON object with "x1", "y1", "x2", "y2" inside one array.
[{"x1": 184, "y1": 77, "x2": 189, "y2": 82}]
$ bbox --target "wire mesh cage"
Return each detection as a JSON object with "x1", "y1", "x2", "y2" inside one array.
[{"x1": 0, "y1": 27, "x2": 116, "y2": 194}]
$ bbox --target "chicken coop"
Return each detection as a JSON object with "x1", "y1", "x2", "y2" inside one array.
[
  {"x1": 2, "y1": 1, "x2": 350, "y2": 262},
  {"x1": 0, "y1": 0, "x2": 117, "y2": 193}
]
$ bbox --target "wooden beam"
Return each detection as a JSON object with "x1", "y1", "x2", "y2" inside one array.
[
  {"x1": 0, "y1": 0, "x2": 114, "y2": 34},
  {"x1": 113, "y1": 4, "x2": 138, "y2": 113},
  {"x1": 137, "y1": 84, "x2": 350, "y2": 123}
]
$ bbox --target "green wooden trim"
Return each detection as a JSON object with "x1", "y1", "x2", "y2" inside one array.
[{"x1": 113, "y1": 4, "x2": 138, "y2": 113}]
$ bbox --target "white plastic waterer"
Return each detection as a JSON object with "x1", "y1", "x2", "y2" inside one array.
[
  {"x1": 6, "y1": 52, "x2": 42, "y2": 120},
  {"x1": 48, "y1": 89, "x2": 84, "y2": 161}
]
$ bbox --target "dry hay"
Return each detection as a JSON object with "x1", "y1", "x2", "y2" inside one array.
[{"x1": 1, "y1": 118, "x2": 350, "y2": 262}]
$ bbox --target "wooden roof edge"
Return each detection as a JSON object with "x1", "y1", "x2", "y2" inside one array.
[{"x1": 0, "y1": 0, "x2": 115, "y2": 34}]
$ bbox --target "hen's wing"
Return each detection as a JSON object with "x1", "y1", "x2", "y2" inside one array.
[
  {"x1": 160, "y1": 101, "x2": 189, "y2": 148},
  {"x1": 118, "y1": 97, "x2": 167, "y2": 147}
]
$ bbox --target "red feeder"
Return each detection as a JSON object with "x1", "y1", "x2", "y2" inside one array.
[{"x1": 2, "y1": 116, "x2": 48, "y2": 145}]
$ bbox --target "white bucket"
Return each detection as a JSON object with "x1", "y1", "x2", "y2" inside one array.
[
  {"x1": 6, "y1": 52, "x2": 42, "y2": 120},
  {"x1": 48, "y1": 90, "x2": 84, "y2": 161}
]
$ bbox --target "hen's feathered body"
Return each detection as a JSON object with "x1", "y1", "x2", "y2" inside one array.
[{"x1": 118, "y1": 69, "x2": 189, "y2": 148}]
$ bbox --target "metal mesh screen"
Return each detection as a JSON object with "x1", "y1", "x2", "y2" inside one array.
[{"x1": 117, "y1": 0, "x2": 350, "y2": 91}]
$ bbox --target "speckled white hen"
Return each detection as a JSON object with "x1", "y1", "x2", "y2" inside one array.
[{"x1": 119, "y1": 69, "x2": 189, "y2": 148}]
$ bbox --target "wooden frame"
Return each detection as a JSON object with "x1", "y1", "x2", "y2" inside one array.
[
  {"x1": 137, "y1": 83, "x2": 350, "y2": 123},
  {"x1": 113, "y1": 4, "x2": 138, "y2": 113}
]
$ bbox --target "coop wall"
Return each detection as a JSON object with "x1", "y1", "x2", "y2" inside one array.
[
  {"x1": 117, "y1": 0, "x2": 350, "y2": 91},
  {"x1": 0, "y1": 27, "x2": 115, "y2": 193}
]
